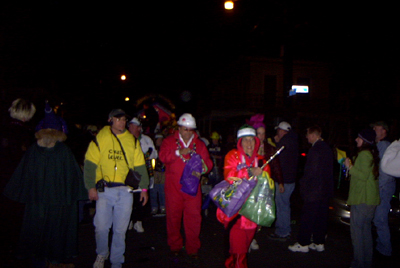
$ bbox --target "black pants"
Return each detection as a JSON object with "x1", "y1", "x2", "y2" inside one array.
[
  {"x1": 297, "y1": 200, "x2": 329, "y2": 245},
  {"x1": 131, "y1": 192, "x2": 145, "y2": 222}
]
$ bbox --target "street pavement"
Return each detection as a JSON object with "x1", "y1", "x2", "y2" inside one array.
[{"x1": 2, "y1": 198, "x2": 399, "y2": 268}]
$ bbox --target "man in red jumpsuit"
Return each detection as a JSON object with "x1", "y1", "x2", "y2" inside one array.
[{"x1": 159, "y1": 113, "x2": 213, "y2": 261}]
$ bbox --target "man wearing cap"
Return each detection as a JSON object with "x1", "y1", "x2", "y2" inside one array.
[
  {"x1": 84, "y1": 109, "x2": 149, "y2": 268},
  {"x1": 159, "y1": 113, "x2": 213, "y2": 261},
  {"x1": 127, "y1": 117, "x2": 158, "y2": 232},
  {"x1": 269, "y1": 121, "x2": 299, "y2": 241},
  {"x1": 371, "y1": 121, "x2": 396, "y2": 257}
]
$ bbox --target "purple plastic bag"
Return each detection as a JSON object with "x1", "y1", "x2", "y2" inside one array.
[
  {"x1": 180, "y1": 153, "x2": 203, "y2": 196},
  {"x1": 209, "y1": 178, "x2": 257, "y2": 217}
]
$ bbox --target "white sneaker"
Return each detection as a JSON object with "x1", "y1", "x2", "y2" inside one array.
[
  {"x1": 250, "y1": 239, "x2": 259, "y2": 250},
  {"x1": 288, "y1": 242, "x2": 309, "y2": 253},
  {"x1": 93, "y1": 254, "x2": 108, "y2": 268},
  {"x1": 133, "y1": 221, "x2": 144, "y2": 233},
  {"x1": 308, "y1": 243, "x2": 325, "y2": 252},
  {"x1": 128, "y1": 220, "x2": 134, "y2": 230}
]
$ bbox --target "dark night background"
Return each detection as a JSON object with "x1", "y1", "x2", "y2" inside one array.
[{"x1": 1, "y1": 1, "x2": 399, "y2": 128}]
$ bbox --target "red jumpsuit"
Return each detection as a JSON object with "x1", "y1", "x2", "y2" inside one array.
[
  {"x1": 159, "y1": 130, "x2": 213, "y2": 255},
  {"x1": 217, "y1": 136, "x2": 270, "y2": 268}
]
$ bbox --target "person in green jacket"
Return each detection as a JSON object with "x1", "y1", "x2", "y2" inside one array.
[{"x1": 344, "y1": 128, "x2": 380, "y2": 268}]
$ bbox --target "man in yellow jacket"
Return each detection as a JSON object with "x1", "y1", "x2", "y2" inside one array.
[{"x1": 84, "y1": 109, "x2": 149, "y2": 268}]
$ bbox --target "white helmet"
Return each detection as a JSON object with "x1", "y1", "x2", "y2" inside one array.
[{"x1": 177, "y1": 113, "x2": 197, "y2": 129}]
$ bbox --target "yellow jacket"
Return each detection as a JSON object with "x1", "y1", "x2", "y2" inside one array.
[{"x1": 84, "y1": 126, "x2": 148, "y2": 189}]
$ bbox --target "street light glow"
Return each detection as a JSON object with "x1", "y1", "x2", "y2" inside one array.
[{"x1": 224, "y1": 1, "x2": 234, "y2": 10}]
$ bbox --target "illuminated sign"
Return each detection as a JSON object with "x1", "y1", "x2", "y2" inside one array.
[{"x1": 289, "y1": 85, "x2": 309, "y2": 96}]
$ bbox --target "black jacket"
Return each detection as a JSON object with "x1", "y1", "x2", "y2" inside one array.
[
  {"x1": 300, "y1": 139, "x2": 334, "y2": 203},
  {"x1": 276, "y1": 130, "x2": 299, "y2": 184}
]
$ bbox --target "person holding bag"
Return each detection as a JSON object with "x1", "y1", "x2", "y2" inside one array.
[
  {"x1": 217, "y1": 124, "x2": 270, "y2": 268},
  {"x1": 159, "y1": 113, "x2": 213, "y2": 263}
]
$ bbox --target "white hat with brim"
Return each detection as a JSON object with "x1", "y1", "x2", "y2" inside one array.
[
  {"x1": 129, "y1": 117, "x2": 141, "y2": 126},
  {"x1": 275, "y1": 121, "x2": 291, "y2": 131}
]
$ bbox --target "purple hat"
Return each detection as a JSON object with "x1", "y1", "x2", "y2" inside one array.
[{"x1": 35, "y1": 102, "x2": 68, "y2": 134}]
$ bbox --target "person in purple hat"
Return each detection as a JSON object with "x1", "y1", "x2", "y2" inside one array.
[{"x1": 4, "y1": 101, "x2": 87, "y2": 268}]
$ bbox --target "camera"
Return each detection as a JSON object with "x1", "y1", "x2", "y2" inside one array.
[{"x1": 96, "y1": 179, "x2": 106, "y2": 192}]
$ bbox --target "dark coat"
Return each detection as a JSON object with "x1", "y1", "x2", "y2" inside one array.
[
  {"x1": 300, "y1": 139, "x2": 334, "y2": 203},
  {"x1": 4, "y1": 141, "x2": 87, "y2": 261},
  {"x1": 276, "y1": 130, "x2": 299, "y2": 184}
]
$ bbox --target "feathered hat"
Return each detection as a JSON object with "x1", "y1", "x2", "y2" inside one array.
[{"x1": 246, "y1": 114, "x2": 265, "y2": 130}]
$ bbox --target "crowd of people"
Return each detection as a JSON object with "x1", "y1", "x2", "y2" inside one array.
[{"x1": 1, "y1": 99, "x2": 399, "y2": 268}]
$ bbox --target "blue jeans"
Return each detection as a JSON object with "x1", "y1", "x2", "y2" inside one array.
[
  {"x1": 94, "y1": 186, "x2": 133, "y2": 267},
  {"x1": 274, "y1": 182, "x2": 295, "y2": 237},
  {"x1": 350, "y1": 204, "x2": 376, "y2": 268},
  {"x1": 150, "y1": 183, "x2": 166, "y2": 210},
  {"x1": 373, "y1": 178, "x2": 396, "y2": 256}
]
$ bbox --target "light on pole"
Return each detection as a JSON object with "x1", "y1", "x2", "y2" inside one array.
[{"x1": 224, "y1": 1, "x2": 234, "y2": 10}]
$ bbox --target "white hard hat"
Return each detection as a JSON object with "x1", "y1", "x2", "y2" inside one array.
[{"x1": 177, "y1": 113, "x2": 197, "y2": 129}]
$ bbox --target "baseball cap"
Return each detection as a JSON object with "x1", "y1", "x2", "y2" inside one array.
[
  {"x1": 109, "y1": 109, "x2": 126, "y2": 118},
  {"x1": 129, "y1": 117, "x2": 141, "y2": 126},
  {"x1": 275, "y1": 121, "x2": 291, "y2": 131},
  {"x1": 370, "y1": 121, "x2": 389, "y2": 131}
]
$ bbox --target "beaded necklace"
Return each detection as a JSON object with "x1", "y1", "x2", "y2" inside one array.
[{"x1": 176, "y1": 139, "x2": 196, "y2": 163}]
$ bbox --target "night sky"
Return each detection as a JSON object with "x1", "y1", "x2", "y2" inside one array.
[{"x1": 1, "y1": 1, "x2": 398, "y2": 124}]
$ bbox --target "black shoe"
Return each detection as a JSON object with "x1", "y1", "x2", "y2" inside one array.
[
  {"x1": 267, "y1": 233, "x2": 290, "y2": 241},
  {"x1": 187, "y1": 254, "x2": 201, "y2": 267},
  {"x1": 169, "y1": 250, "x2": 184, "y2": 263},
  {"x1": 374, "y1": 249, "x2": 391, "y2": 261}
]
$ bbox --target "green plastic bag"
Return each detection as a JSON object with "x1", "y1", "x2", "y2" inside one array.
[{"x1": 239, "y1": 171, "x2": 276, "y2": 227}]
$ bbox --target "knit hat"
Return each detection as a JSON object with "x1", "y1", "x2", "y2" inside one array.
[
  {"x1": 246, "y1": 114, "x2": 265, "y2": 130},
  {"x1": 35, "y1": 102, "x2": 68, "y2": 134},
  {"x1": 275, "y1": 121, "x2": 291, "y2": 131},
  {"x1": 358, "y1": 129, "x2": 376, "y2": 145},
  {"x1": 237, "y1": 124, "x2": 256, "y2": 139}
]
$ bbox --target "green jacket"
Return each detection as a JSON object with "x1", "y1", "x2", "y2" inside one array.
[{"x1": 347, "y1": 150, "x2": 380, "y2": 206}]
